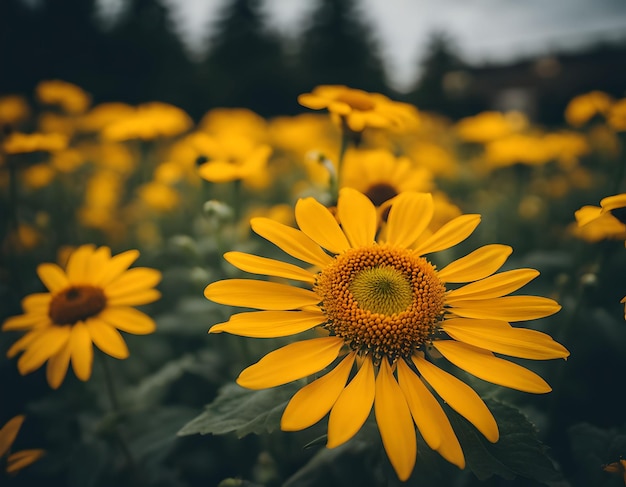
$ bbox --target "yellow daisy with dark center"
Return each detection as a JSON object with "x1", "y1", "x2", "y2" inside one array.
[
  {"x1": 2, "y1": 244, "x2": 161, "y2": 389},
  {"x1": 205, "y1": 188, "x2": 568, "y2": 481}
]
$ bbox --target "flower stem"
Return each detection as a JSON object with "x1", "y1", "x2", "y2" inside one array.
[{"x1": 98, "y1": 354, "x2": 136, "y2": 470}]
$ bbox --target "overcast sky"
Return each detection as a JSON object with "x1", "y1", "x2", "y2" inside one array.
[{"x1": 151, "y1": 0, "x2": 626, "y2": 92}]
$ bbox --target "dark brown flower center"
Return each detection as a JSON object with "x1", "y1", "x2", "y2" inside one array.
[
  {"x1": 48, "y1": 285, "x2": 107, "y2": 325},
  {"x1": 365, "y1": 183, "x2": 398, "y2": 207}
]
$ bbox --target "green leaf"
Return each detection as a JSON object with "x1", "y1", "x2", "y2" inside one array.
[
  {"x1": 177, "y1": 382, "x2": 302, "y2": 438},
  {"x1": 448, "y1": 398, "x2": 563, "y2": 484}
]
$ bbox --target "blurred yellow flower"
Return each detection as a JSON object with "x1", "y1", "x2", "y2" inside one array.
[
  {"x1": 79, "y1": 102, "x2": 135, "y2": 133},
  {"x1": 3, "y1": 244, "x2": 161, "y2": 389},
  {"x1": 608, "y1": 98, "x2": 626, "y2": 132},
  {"x1": 199, "y1": 108, "x2": 268, "y2": 143},
  {"x1": 137, "y1": 181, "x2": 180, "y2": 212},
  {"x1": 574, "y1": 193, "x2": 626, "y2": 243},
  {"x1": 298, "y1": 85, "x2": 419, "y2": 132},
  {"x1": 206, "y1": 188, "x2": 567, "y2": 480},
  {"x1": 22, "y1": 163, "x2": 56, "y2": 189},
  {"x1": 36, "y1": 80, "x2": 91, "y2": 115},
  {"x1": 455, "y1": 111, "x2": 528, "y2": 143},
  {"x1": 0, "y1": 95, "x2": 30, "y2": 126},
  {"x1": 2, "y1": 132, "x2": 68, "y2": 154},
  {"x1": 564, "y1": 91, "x2": 613, "y2": 127},
  {"x1": 195, "y1": 132, "x2": 272, "y2": 184},
  {"x1": 101, "y1": 102, "x2": 193, "y2": 141},
  {"x1": 341, "y1": 149, "x2": 433, "y2": 208},
  {"x1": 0, "y1": 415, "x2": 45, "y2": 475}
]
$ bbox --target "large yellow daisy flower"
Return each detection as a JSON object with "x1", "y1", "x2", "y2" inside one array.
[
  {"x1": 205, "y1": 188, "x2": 568, "y2": 481},
  {"x1": 2, "y1": 245, "x2": 161, "y2": 389}
]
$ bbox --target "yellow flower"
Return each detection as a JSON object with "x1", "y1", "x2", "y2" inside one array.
[
  {"x1": 137, "y1": 181, "x2": 180, "y2": 212},
  {"x1": 0, "y1": 415, "x2": 45, "y2": 475},
  {"x1": 2, "y1": 245, "x2": 161, "y2": 389},
  {"x1": 455, "y1": 111, "x2": 528, "y2": 143},
  {"x1": 101, "y1": 102, "x2": 193, "y2": 141},
  {"x1": 298, "y1": 85, "x2": 419, "y2": 132},
  {"x1": 2, "y1": 132, "x2": 68, "y2": 154},
  {"x1": 0, "y1": 95, "x2": 30, "y2": 126},
  {"x1": 195, "y1": 132, "x2": 272, "y2": 184},
  {"x1": 340, "y1": 149, "x2": 433, "y2": 208},
  {"x1": 205, "y1": 188, "x2": 567, "y2": 480},
  {"x1": 564, "y1": 91, "x2": 613, "y2": 127},
  {"x1": 574, "y1": 193, "x2": 626, "y2": 243},
  {"x1": 36, "y1": 80, "x2": 91, "y2": 115},
  {"x1": 608, "y1": 98, "x2": 626, "y2": 132}
]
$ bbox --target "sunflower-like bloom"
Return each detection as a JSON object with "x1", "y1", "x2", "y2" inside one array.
[
  {"x1": 298, "y1": 85, "x2": 419, "y2": 132},
  {"x1": 574, "y1": 193, "x2": 626, "y2": 243},
  {"x1": 36, "y1": 80, "x2": 91, "y2": 115},
  {"x1": 2, "y1": 245, "x2": 161, "y2": 389},
  {"x1": 205, "y1": 188, "x2": 568, "y2": 480},
  {"x1": 2, "y1": 132, "x2": 68, "y2": 154},
  {"x1": 564, "y1": 91, "x2": 613, "y2": 127},
  {"x1": 101, "y1": 102, "x2": 193, "y2": 141},
  {"x1": 0, "y1": 415, "x2": 44, "y2": 475}
]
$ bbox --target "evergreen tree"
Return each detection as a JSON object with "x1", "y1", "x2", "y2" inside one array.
[
  {"x1": 297, "y1": 0, "x2": 389, "y2": 94},
  {"x1": 407, "y1": 31, "x2": 474, "y2": 118},
  {"x1": 201, "y1": 0, "x2": 299, "y2": 117}
]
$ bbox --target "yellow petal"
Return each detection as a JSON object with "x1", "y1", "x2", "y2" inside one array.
[
  {"x1": 295, "y1": 197, "x2": 350, "y2": 254},
  {"x1": 385, "y1": 192, "x2": 433, "y2": 247},
  {"x1": 437, "y1": 245, "x2": 513, "y2": 283},
  {"x1": 251, "y1": 217, "x2": 334, "y2": 268},
  {"x1": 236, "y1": 336, "x2": 344, "y2": 389},
  {"x1": 441, "y1": 318, "x2": 570, "y2": 359},
  {"x1": 70, "y1": 322, "x2": 93, "y2": 381},
  {"x1": 433, "y1": 341, "x2": 552, "y2": 393},
  {"x1": 600, "y1": 193, "x2": 626, "y2": 212},
  {"x1": 37, "y1": 263, "x2": 69, "y2": 292},
  {"x1": 7, "y1": 331, "x2": 40, "y2": 359},
  {"x1": 449, "y1": 296, "x2": 562, "y2": 321},
  {"x1": 337, "y1": 187, "x2": 377, "y2": 247},
  {"x1": 46, "y1": 344, "x2": 72, "y2": 389},
  {"x1": 224, "y1": 252, "x2": 315, "y2": 283},
  {"x1": 281, "y1": 352, "x2": 355, "y2": 431},
  {"x1": 446, "y1": 269, "x2": 540, "y2": 302},
  {"x1": 6, "y1": 449, "x2": 45, "y2": 474},
  {"x1": 86, "y1": 319, "x2": 130, "y2": 359},
  {"x1": 0, "y1": 415, "x2": 24, "y2": 458},
  {"x1": 98, "y1": 307, "x2": 156, "y2": 334},
  {"x1": 17, "y1": 326, "x2": 71, "y2": 375},
  {"x1": 327, "y1": 356, "x2": 376, "y2": 448},
  {"x1": 574, "y1": 205, "x2": 602, "y2": 227},
  {"x1": 205, "y1": 279, "x2": 319, "y2": 310},
  {"x1": 105, "y1": 268, "x2": 161, "y2": 298},
  {"x1": 374, "y1": 359, "x2": 416, "y2": 481},
  {"x1": 106, "y1": 289, "x2": 161, "y2": 306},
  {"x1": 413, "y1": 354, "x2": 499, "y2": 442},
  {"x1": 413, "y1": 214, "x2": 481, "y2": 256},
  {"x1": 2, "y1": 312, "x2": 48, "y2": 331},
  {"x1": 210, "y1": 310, "x2": 325, "y2": 337},
  {"x1": 85, "y1": 246, "x2": 112, "y2": 284},
  {"x1": 65, "y1": 244, "x2": 96, "y2": 282},
  {"x1": 22, "y1": 293, "x2": 51, "y2": 312},
  {"x1": 96, "y1": 249, "x2": 140, "y2": 286},
  {"x1": 198, "y1": 161, "x2": 241, "y2": 182},
  {"x1": 397, "y1": 360, "x2": 465, "y2": 468}
]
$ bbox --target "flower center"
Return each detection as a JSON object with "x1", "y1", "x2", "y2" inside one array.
[
  {"x1": 365, "y1": 183, "x2": 398, "y2": 207},
  {"x1": 48, "y1": 285, "x2": 107, "y2": 325},
  {"x1": 336, "y1": 91, "x2": 375, "y2": 111},
  {"x1": 315, "y1": 244, "x2": 446, "y2": 362}
]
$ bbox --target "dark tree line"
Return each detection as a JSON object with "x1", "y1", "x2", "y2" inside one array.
[{"x1": 1, "y1": 0, "x2": 625, "y2": 122}]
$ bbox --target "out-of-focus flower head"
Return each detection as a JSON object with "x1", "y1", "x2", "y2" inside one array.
[
  {"x1": 2, "y1": 132, "x2": 68, "y2": 155},
  {"x1": 573, "y1": 193, "x2": 626, "y2": 244},
  {"x1": 36, "y1": 80, "x2": 91, "y2": 115},
  {"x1": 137, "y1": 181, "x2": 180, "y2": 212},
  {"x1": 101, "y1": 102, "x2": 193, "y2": 141},
  {"x1": 79, "y1": 102, "x2": 136, "y2": 133},
  {"x1": 564, "y1": 91, "x2": 613, "y2": 127},
  {"x1": 0, "y1": 415, "x2": 45, "y2": 475},
  {"x1": 608, "y1": 98, "x2": 626, "y2": 132},
  {"x1": 195, "y1": 131, "x2": 272, "y2": 185},
  {"x1": 298, "y1": 85, "x2": 419, "y2": 132},
  {"x1": 603, "y1": 458, "x2": 626, "y2": 484},
  {"x1": 341, "y1": 148, "x2": 433, "y2": 210},
  {"x1": 199, "y1": 108, "x2": 268, "y2": 143},
  {"x1": 0, "y1": 95, "x2": 30, "y2": 127},
  {"x1": 455, "y1": 111, "x2": 528, "y2": 143},
  {"x1": 2, "y1": 244, "x2": 161, "y2": 389}
]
